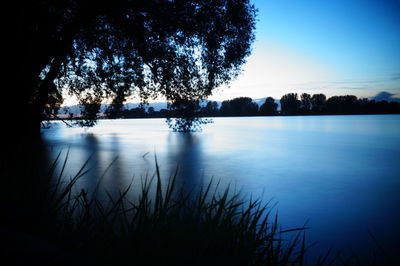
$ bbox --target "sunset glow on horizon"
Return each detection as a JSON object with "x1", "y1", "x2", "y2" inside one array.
[{"x1": 210, "y1": 0, "x2": 400, "y2": 101}]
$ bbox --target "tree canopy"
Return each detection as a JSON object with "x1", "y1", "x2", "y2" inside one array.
[
  {"x1": 220, "y1": 97, "x2": 258, "y2": 116},
  {"x1": 259, "y1": 97, "x2": 278, "y2": 115},
  {"x1": 18, "y1": 0, "x2": 257, "y2": 132},
  {"x1": 280, "y1": 93, "x2": 300, "y2": 115}
]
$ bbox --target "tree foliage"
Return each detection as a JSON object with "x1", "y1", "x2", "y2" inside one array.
[
  {"x1": 166, "y1": 100, "x2": 211, "y2": 132},
  {"x1": 310, "y1": 94, "x2": 326, "y2": 114},
  {"x1": 259, "y1": 97, "x2": 278, "y2": 115},
  {"x1": 280, "y1": 93, "x2": 300, "y2": 115},
  {"x1": 220, "y1": 97, "x2": 258, "y2": 116},
  {"x1": 18, "y1": 0, "x2": 257, "y2": 132},
  {"x1": 280, "y1": 93, "x2": 400, "y2": 116},
  {"x1": 299, "y1": 93, "x2": 311, "y2": 114}
]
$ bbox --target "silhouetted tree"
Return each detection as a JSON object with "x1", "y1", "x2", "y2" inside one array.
[
  {"x1": 18, "y1": 0, "x2": 257, "y2": 134},
  {"x1": 43, "y1": 83, "x2": 64, "y2": 119},
  {"x1": 310, "y1": 94, "x2": 326, "y2": 114},
  {"x1": 166, "y1": 100, "x2": 209, "y2": 132},
  {"x1": 121, "y1": 107, "x2": 146, "y2": 118},
  {"x1": 259, "y1": 97, "x2": 278, "y2": 115},
  {"x1": 76, "y1": 97, "x2": 102, "y2": 127},
  {"x1": 276, "y1": 92, "x2": 400, "y2": 116},
  {"x1": 220, "y1": 97, "x2": 258, "y2": 116},
  {"x1": 159, "y1": 109, "x2": 170, "y2": 118},
  {"x1": 358, "y1": 98, "x2": 370, "y2": 114},
  {"x1": 326, "y1": 95, "x2": 358, "y2": 114},
  {"x1": 280, "y1": 93, "x2": 300, "y2": 115},
  {"x1": 201, "y1": 101, "x2": 220, "y2": 117},
  {"x1": 147, "y1": 107, "x2": 155, "y2": 116},
  {"x1": 105, "y1": 88, "x2": 127, "y2": 119},
  {"x1": 388, "y1": 101, "x2": 400, "y2": 114},
  {"x1": 300, "y1": 93, "x2": 311, "y2": 114}
]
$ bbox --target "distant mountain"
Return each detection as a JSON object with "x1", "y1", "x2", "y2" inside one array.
[{"x1": 371, "y1": 91, "x2": 400, "y2": 103}]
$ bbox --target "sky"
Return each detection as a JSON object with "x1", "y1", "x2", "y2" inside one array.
[
  {"x1": 63, "y1": 0, "x2": 400, "y2": 106},
  {"x1": 209, "y1": 0, "x2": 400, "y2": 101}
]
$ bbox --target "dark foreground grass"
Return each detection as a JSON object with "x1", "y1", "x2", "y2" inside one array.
[{"x1": 0, "y1": 152, "x2": 392, "y2": 265}]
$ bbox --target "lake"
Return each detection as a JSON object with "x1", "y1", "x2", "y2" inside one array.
[{"x1": 41, "y1": 115, "x2": 400, "y2": 262}]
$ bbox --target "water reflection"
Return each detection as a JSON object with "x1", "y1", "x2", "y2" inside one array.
[
  {"x1": 80, "y1": 133, "x2": 101, "y2": 194},
  {"x1": 93, "y1": 133, "x2": 128, "y2": 200},
  {"x1": 166, "y1": 133, "x2": 204, "y2": 193},
  {"x1": 41, "y1": 126, "x2": 207, "y2": 199},
  {"x1": 40, "y1": 116, "x2": 400, "y2": 262}
]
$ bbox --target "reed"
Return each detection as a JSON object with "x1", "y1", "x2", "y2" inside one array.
[{"x1": 4, "y1": 153, "x2": 379, "y2": 265}]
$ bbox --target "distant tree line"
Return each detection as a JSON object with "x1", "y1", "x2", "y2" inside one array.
[
  {"x1": 98, "y1": 93, "x2": 400, "y2": 119},
  {"x1": 279, "y1": 93, "x2": 400, "y2": 115}
]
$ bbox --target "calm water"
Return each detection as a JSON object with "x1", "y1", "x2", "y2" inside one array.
[{"x1": 41, "y1": 115, "x2": 400, "y2": 260}]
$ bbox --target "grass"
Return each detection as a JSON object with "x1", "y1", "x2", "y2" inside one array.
[{"x1": 1, "y1": 151, "x2": 392, "y2": 265}]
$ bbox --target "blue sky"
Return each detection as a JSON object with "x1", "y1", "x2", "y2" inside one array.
[{"x1": 210, "y1": 0, "x2": 400, "y2": 101}]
